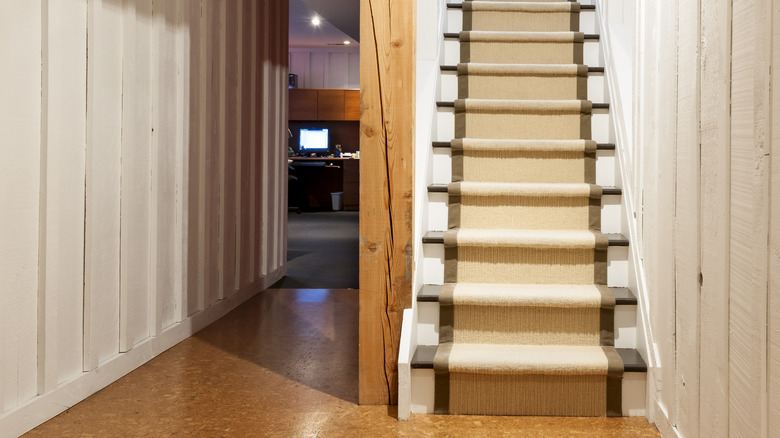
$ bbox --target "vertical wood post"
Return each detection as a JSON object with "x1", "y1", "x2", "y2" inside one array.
[{"x1": 359, "y1": 0, "x2": 415, "y2": 404}]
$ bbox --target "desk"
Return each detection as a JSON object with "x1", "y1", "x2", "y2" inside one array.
[{"x1": 289, "y1": 157, "x2": 359, "y2": 210}]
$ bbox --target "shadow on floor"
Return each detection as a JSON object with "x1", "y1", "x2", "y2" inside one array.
[{"x1": 194, "y1": 288, "x2": 359, "y2": 404}]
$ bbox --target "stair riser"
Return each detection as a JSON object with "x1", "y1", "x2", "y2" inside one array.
[
  {"x1": 421, "y1": 241, "x2": 629, "y2": 286},
  {"x1": 446, "y1": 7, "x2": 598, "y2": 34},
  {"x1": 409, "y1": 369, "x2": 646, "y2": 416},
  {"x1": 433, "y1": 106, "x2": 611, "y2": 143},
  {"x1": 430, "y1": 149, "x2": 616, "y2": 187},
  {"x1": 442, "y1": 38, "x2": 602, "y2": 67},
  {"x1": 439, "y1": 70, "x2": 607, "y2": 103},
  {"x1": 452, "y1": 198, "x2": 603, "y2": 230},
  {"x1": 417, "y1": 301, "x2": 637, "y2": 348}
]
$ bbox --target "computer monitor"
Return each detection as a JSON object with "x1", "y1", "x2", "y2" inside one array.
[{"x1": 299, "y1": 128, "x2": 329, "y2": 154}]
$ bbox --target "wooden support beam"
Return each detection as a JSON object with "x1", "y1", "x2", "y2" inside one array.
[{"x1": 359, "y1": 0, "x2": 415, "y2": 405}]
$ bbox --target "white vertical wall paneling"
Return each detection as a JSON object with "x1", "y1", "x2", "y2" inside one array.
[
  {"x1": 328, "y1": 53, "x2": 350, "y2": 89},
  {"x1": 120, "y1": 0, "x2": 153, "y2": 351},
  {"x1": 222, "y1": 0, "x2": 238, "y2": 299},
  {"x1": 84, "y1": 0, "x2": 123, "y2": 370},
  {"x1": 239, "y1": 0, "x2": 255, "y2": 288},
  {"x1": 258, "y1": 0, "x2": 270, "y2": 277},
  {"x1": 186, "y1": 0, "x2": 203, "y2": 318},
  {"x1": 279, "y1": 2, "x2": 289, "y2": 269},
  {"x1": 348, "y1": 52, "x2": 360, "y2": 88},
  {"x1": 204, "y1": 0, "x2": 221, "y2": 306},
  {"x1": 729, "y1": 1, "x2": 771, "y2": 436},
  {"x1": 43, "y1": 0, "x2": 88, "y2": 387},
  {"x1": 310, "y1": 52, "x2": 327, "y2": 88},
  {"x1": 0, "y1": 0, "x2": 42, "y2": 412},
  {"x1": 232, "y1": 0, "x2": 243, "y2": 292},
  {"x1": 270, "y1": 0, "x2": 280, "y2": 273},
  {"x1": 215, "y1": 0, "x2": 227, "y2": 300},
  {"x1": 174, "y1": 0, "x2": 190, "y2": 324},
  {"x1": 290, "y1": 52, "x2": 311, "y2": 88},
  {"x1": 698, "y1": 0, "x2": 732, "y2": 435},
  {"x1": 673, "y1": 0, "x2": 701, "y2": 435},
  {"x1": 196, "y1": 0, "x2": 208, "y2": 313},
  {"x1": 769, "y1": 0, "x2": 780, "y2": 431}
]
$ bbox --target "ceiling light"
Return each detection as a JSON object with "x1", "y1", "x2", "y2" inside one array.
[
  {"x1": 311, "y1": 17, "x2": 321, "y2": 26},
  {"x1": 344, "y1": 41, "x2": 350, "y2": 45}
]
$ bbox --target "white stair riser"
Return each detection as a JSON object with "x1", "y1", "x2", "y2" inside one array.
[
  {"x1": 433, "y1": 107, "x2": 612, "y2": 144},
  {"x1": 446, "y1": 8, "x2": 598, "y2": 34},
  {"x1": 422, "y1": 242, "x2": 629, "y2": 287},
  {"x1": 426, "y1": 191, "x2": 622, "y2": 234},
  {"x1": 410, "y1": 369, "x2": 646, "y2": 416},
  {"x1": 443, "y1": 39, "x2": 603, "y2": 67},
  {"x1": 429, "y1": 149, "x2": 616, "y2": 187},
  {"x1": 439, "y1": 71, "x2": 608, "y2": 103}
]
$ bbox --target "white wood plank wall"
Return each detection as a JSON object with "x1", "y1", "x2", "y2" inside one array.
[
  {"x1": 0, "y1": 0, "x2": 289, "y2": 435},
  {"x1": 598, "y1": 0, "x2": 780, "y2": 436},
  {"x1": 288, "y1": 48, "x2": 360, "y2": 89}
]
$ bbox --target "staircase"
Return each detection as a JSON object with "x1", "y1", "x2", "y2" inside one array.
[{"x1": 399, "y1": 0, "x2": 647, "y2": 419}]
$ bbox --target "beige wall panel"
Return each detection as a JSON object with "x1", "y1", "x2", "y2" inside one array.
[
  {"x1": 673, "y1": 1, "x2": 701, "y2": 436},
  {"x1": 221, "y1": 0, "x2": 239, "y2": 298},
  {"x1": 257, "y1": 0, "x2": 269, "y2": 278},
  {"x1": 84, "y1": 0, "x2": 123, "y2": 370},
  {"x1": 270, "y1": 0, "x2": 281, "y2": 274},
  {"x1": 186, "y1": 0, "x2": 204, "y2": 317},
  {"x1": 698, "y1": 0, "x2": 732, "y2": 435},
  {"x1": 120, "y1": 0, "x2": 153, "y2": 352},
  {"x1": 279, "y1": 1, "x2": 289, "y2": 269},
  {"x1": 0, "y1": 0, "x2": 42, "y2": 412},
  {"x1": 729, "y1": 1, "x2": 771, "y2": 436},
  {"x1": 204, "y1": 0, "x2": 222, "y2": 306},
  {"x1": 42, "y1": 0, "x2": 88, "y2": 389},
  {"x1": 770, "y1": 0, "x2": 780, "y2": 432},
  {"x1": 151, "y1": 0, "x2": 181, "y2": 334},
  {"x1": 174, "y1": 0, "x2": 189, "y2": 324},
  {"x1": 239, "y1": 0, "x2": 255, "y2": 288}
]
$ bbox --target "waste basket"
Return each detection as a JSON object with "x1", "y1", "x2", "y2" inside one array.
[{"x1": 331, "y1": 192, "x2": 344, "y2": 211}]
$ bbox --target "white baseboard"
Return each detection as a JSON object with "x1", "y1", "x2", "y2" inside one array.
[{"x1": 0, "y1": 267, "x2": 284, "y2": 438}]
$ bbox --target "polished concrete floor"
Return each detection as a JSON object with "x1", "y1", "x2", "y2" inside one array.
[{"x1": 26, "y1": 289, "x2": 660, "y2": 437}]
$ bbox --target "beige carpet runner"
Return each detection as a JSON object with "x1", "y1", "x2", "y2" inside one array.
[{"x1": 433, "y1": 0, "x2": 623, "y2": 417}]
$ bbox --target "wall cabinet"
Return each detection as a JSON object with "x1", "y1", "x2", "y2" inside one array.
[{"x1": 289, "y1": 88, "x2": 359, "y2": 121}]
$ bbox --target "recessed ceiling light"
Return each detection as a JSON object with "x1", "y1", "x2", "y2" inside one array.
[
  {"x1": 344, "y1": 41, "x2": 350, "y2": 45},
  {"x1": 311, "y1": 17, "x2": 321, "y2": 26}
]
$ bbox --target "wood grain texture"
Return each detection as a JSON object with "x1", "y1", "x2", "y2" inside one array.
[
  {"x1": 729, "y1": 1, "x2": 770, "y2": 436},
  {"x1": 345, "y1": 90, "x2": 360, "y2": 121},
  {"x1": 673, "y1": 0, "x2": 701, "y2": 435},
  {"x1": 318, "y1": 90, "x2": 346, "y2": 120},
  {"x1": 289, "y1": 89, "x2": 319, "y2": 121},
  {"x1": 698, "y1": 0, "x2": 731, "y2": 435},
  {"x1": 770, "y1": 0, "x2": 780, "y2": 432},
  {"x1": 84, "y1": 0, "x2": 123, "y2": 370},
  {"x1": 0, "y1": 0, "x2": 42, "y2": 412},
  {"x1": 359, "y1": 0, "x2": 415, "y2": 404},
  {"x1": 120, "y1": 0, "x2": 153, "y2": 350}
]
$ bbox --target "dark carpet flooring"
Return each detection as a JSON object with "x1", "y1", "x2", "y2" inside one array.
[{"x1": 269, "y1": 211, "x2": 359, "y2": 289}]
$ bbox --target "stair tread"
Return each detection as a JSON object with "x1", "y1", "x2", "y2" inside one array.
[
  {"x1": 427, "y1": 183, "x2": 621, "y2": 195},
  {"x1": 437, "y1": 100, "x2": 610, "y2": 108},
  {"x1": 441, "y1": 65, "x2": 604, "y2": 73},
  {"x1": 446, "y1": 3, "x2": 596, "y2": 10},
  {"x1": 423, "y1": 230, "x2": 629, "y2": 246},
  {"x1": 411, "y1": 345, "x2": 647, "y2": 372},
  {"x1": 431, "y1": 140, "x2": 615, "y2": 149},
  {"x1": 445, "y1": 32, "x2": 600, "y2": 40},
  {"x1": 417, "y1": 284, "x2": 638, "y2": 305}
]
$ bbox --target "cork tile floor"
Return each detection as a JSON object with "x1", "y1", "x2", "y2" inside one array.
[{"x1": 25, "y1": 289, "x2": 660, "y2": 437}]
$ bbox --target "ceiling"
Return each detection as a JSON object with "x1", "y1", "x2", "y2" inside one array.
[{"x1": 288, "y1": 0, "x2": 359, "y2": 48}]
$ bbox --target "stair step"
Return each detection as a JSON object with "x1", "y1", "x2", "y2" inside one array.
[
  {"x1": 437, "y1": 100, "x2": 610, "y2": 109},
  {"x1": 443, "y1": 32, "x2": 599, "y2": 40},
  {"x1": 440, "y1": 65, "x2": 604, "y2": 74},
  {"x1": 417, "y1": 284, "x2": 637, "y2": 305},
  {"x1": 427, "y1": 183, "x2": 621, "y2": 195},
  {"x1": 411, "y1": 345, "x2": 646, "y2": 372},
  {"x1": 422, "y1": 230, "x2": 629, "y2": 246},
  {"x1": 445, "y1": 3, "x2": 597, "y2": 10},
  {"x1": 431, "y1": 140, "x2": 615, "y2": 150}
]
